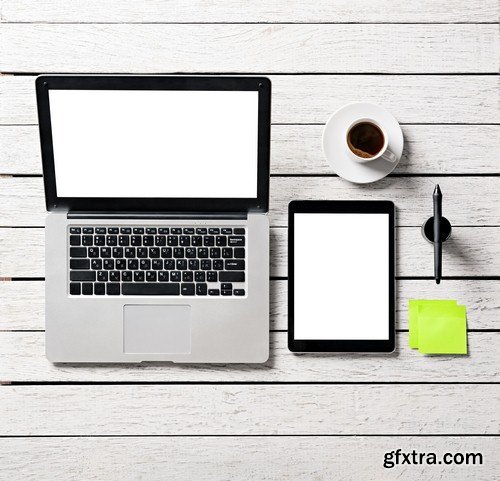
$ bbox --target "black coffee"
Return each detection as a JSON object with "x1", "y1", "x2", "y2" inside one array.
[{"x1": 347, "y1": 122, "x2": 385, "y2": 158}]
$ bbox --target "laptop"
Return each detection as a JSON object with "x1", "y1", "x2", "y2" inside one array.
[{"x1": 36, "y1": 75, "x2": 271, "y2": 363}]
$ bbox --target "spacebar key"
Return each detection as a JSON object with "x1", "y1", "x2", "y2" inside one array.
[{"x1": 122, "y1": 283, "x2": 180, "y2": 295}]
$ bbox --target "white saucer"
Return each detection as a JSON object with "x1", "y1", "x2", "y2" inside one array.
[{"x1": 322, "y1": 102, "x2": 404, "y2": 184}]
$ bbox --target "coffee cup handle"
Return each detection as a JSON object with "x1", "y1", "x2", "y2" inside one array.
[{"x1": 381, "y1": 148, "x2": 398, "y2": 163}]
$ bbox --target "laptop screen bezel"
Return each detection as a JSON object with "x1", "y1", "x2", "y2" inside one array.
[{"x1": 36, "y1": 75, "x2": 271, "y2": 213}]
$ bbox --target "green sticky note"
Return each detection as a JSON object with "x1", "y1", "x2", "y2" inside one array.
[{"x1": 418, "y1": 304, "x2": 467, "y2": 355}]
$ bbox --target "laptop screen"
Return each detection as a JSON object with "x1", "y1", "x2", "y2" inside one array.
[{"x1": 48, "y1": 89, "x2": 259, "y2": 198}]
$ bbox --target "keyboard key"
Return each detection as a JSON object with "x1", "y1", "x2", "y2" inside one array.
[
  {"x1": 131, "y1": 235, "x2": 142, "y2": 246},
  {"x1": 207, "y1": 271, "x2": 218, "y2": 282},
  {"x1": 108, "y1": 227, "x2": 119, "y2": 234},
  {"x1": 155, "y1": 235, "x2": 166, "y2": 246},
  {"x1": 133, "y1": 227, "x2": 144, "y2": 234},
  {"x1": 70, "y1": 247, "x2": 87, "y2": 258},
  {"x1": 158, "y1": 228, "x2": 169, "y2": 235},
  {"x1": 167, "y1": 236, "x2": 178, "y2": 246},
  {"x1": 83, "y1": 227, "x2": 94, "y2": 234},
  {"x1": 94, "y1": 235, "x2": 105, "y2": 246},
  {"x1": 210, "y1": 248, "x2": 221, "y2": 258},
  {"x1": 234, "y1": 248, "x2": 245, "y2": 259},
  {"x1": 143, "y1": 235, "x2": 154, "y2": 246},
  {"x1": 171, "y1": 228, "x2": 182, "y2": 235},
  {"x1": 204, "y1": 236, "x2": 215, "y2": 246},
  {"x1": 120, "y1": 227, "x2": 132, "y2": 234},
  {"x1": 95, "y1": 227, "x2": 106, "y2": 234},
  {"x1": 228, "y1": 236, "x2": 245, "y2": 246},
  {"x1": 208, "y1": 228, "x2": 220, "y2": 234},
  {"x1": 183, "y1": 271, "x2": 193, "y2": 282},
  {"x1": 103, "y1": 259, "x2": 115, "y2": 270},
  {"x1": 161, "y1": 247, "x2": 173, "y2": 258},
  {"x1": 185, "y1": 247, "x2": 197, "y2": 258},
  {"x1": 222, "y1": 248, "x2": 233, "y2": 258},
  {"x1": 188, "y1": 259, "x2": 199, "y2": 270},
  {"x1": 146, "y1": 227, "x2": 157, "y2": 234},
  {"x1": 100, "y1": 247, "x2": 111, "y2": 258},
  {"x1": 221, "y1": 283, "x2": 233, "y2": 290},
  {"x1": 70, "y1": 259, "x2": 90, "y2": 270},
  {"x1": 181, "y1": 283, "x2": 195, "y2": 296},
  {"x1": 122, "y1": 283, "x2": 180, "y2": 295},
  {"x1": 219, "y1": 271, "x2": 245, "y2": 282},
  {"x1": 179, "y1": 236, "x2": 190, "y2": 246},
  {"x1": 134, "y1": 271, "x2": 145, "y2": 282},
  {"x1": 191, "y1": 235, "x2": 202, "y2": 246},
  {"x1": 82, "y1": 283, "x2": 93, "y2": 295},
  {"x1": 158, "y1": 271, "x2": 169, "y2": 282},
  {"x1": 152, "y1": 259, "x2": 163, "y2": 270},
  {"x1": 122, "y1": 271, "x2": 132, "y2": 282},
  {"x1": 196, "y1": 228, "x2": 207, "y2": 234},
  {"x1": 146, "y1": 271, "x2": 157, "y2": 282},
  {"x1": 112, "y1": 247, "x2": 123, "y2": 258},
  {"x1": 97, "y1": 271, "x2": 108, "y2": 282},
  {"x1": 107, "y1": 283, "x2": 120, "y2": 295},
  {"x1": 128, "y1": 259, "x2": 139, "y2": 270},
  {"x1": 201, "y1": 259, "x2": 212, "y2": 270},
  {"x1": 216, "y1": 236, "x2": 227, "y2": 247},
  {"x1": 234, "y1": 228, "x2": 245, "y2": 235},
  {"x1": 94, "y1": 283, "x2": 105, "y2": 295},
  {"x1": 137, "y1": 247, "x2": 148, "y2": 258},
  {"x1": 233, "y1": 289, "x2": 245, "y2": 296},
  {"x1": 225, "y1": 259, "x2": 245, "y2": 270},
  {"x1": 170, "y1": 271, "x2": 181, "y2": 282},
  {"x1": 140, "y1": 259, "x2": 151, "y2": 270},
  {"x1": 198, "y1": 248, "x2": 209, "y2": 258},
  {"x1": 118, "y1": 236, "x2": 130, "y2": 246},
  {"x1": 173, "y1": 247, "x2": 184, "y2": 258},
  {"x1": 69, "y1": 235, "x2": 81, "y2": 246},
  {"x1": 222, "y1": 289, "x2": 232, "y2": 296},
  {"x1": 91, "y1": 259, "x2": 102, "y2": 270},
  {"x1": 213, "y1": 259, "x2": 224, "y2": 270},
  {"x1": 149, "y1": 247, "x2": 160, "y2": 258},
  {"x1": 82, "y1": 235, "x2": 93, "y2": 246},
  {"x1": 195, "y1": 271, "x2": 206, "y2": 282},
  {"x1": 116, "y1": 259, "x2": 126, "y2": 270},
  {"x1": 208, "y1": 289, "x2": 220, "y2": 296},
  {"x1": 164, "y1": 259, "x2": 175, "y2": 270},
  {"x1": 88, "y1": 247, "x2": 99, "y2": 258},
  {"x1": 110, "y1": 271, "x2": 120, "y2": 282},
  {"x1": 183, "y1": 228, "x2": 194, "y2": 234},
  {"x1": 221, "y1": 228, "x2": 232, "y2": 235},
  {"x1": 69, "y1": 282, "x2": 81, "y2": 295},
  {"x1": 70, "y1": 271, "x2": 96, "y2": 281},
  {"x1": 125, "y1": 247, "x2": 136, "y2": 258},
  {"x1": 196, "y1": 283, "x2": 207, "y2": 296},
  {"x1": 176, "y1": 259, "x2": 187, "y2": 270},
  {"x1": 69, "y1": 227, "x2": 81, "y2": 234}
]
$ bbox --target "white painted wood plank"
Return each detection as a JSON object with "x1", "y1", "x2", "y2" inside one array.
[
  {"x1": 1, "y1": 24, "x2": 497, "y2": 73},
  {"x1": 0, "y1": 332, "x2": 497, "y2": 382},
  {"x1": 1, "y1": 226, "x2": 499, "y2": 278},
  {"x1": 0, "y1": 436, "x2": 496, "y2": 481},
  {"x1": 1, "y1": 384, "x2": 498, "y2": 434},
  {"x1": 1, "y1": 279, "x2": 498, "y2": 331},
  {"x1": 2, "y1": 75, "x2": 498, "y2": 125},
  {"x1": 1, "y1": 176, "x2": 498, "y2": 227},
  {"x1": 2, "y1": 0, "x2": 497, "y2": 23},
  {"x1": 2, "y1": 124, "x2": 499, "y2": 175}
]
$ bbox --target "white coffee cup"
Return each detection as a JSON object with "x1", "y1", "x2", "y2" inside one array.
[{"x1": 346, "y1": 118, "x2": 397, "y2": 163}]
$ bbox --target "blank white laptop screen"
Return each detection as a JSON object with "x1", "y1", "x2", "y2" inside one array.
[
  {"x1": 48, "y1": 90, "x2": 259, "y2": 198},
  {"x1": 294, "y1": 213, "x2": 389, "y2": 340}
]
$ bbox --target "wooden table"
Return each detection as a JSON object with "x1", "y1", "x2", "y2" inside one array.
[{"x1": 0, "y1": 1, "x2": 498, "y2": 479}]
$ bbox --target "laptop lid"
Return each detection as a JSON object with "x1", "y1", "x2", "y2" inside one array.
[{"x1": 36, "y1": 76, "x2": 271, "y2": 214}]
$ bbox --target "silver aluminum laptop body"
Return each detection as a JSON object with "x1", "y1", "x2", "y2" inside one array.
[{"x1": 37, "y1": 76, "x2": 271, "y2": 363}]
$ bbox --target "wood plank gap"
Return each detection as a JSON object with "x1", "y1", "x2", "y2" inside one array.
[{"x1": 0, "y1": 434, "x2": 498, "y2": 438}]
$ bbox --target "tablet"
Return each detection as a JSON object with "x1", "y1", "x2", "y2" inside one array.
[{"x1": 288, "y1": 200, "x2": 395, "y2": 352}]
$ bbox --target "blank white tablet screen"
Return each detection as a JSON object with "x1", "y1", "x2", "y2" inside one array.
[
  {"x1": 294, "y1": 213, "x2": 389, "y2": 340},
  {"x1": 48, "y1": 89, "x2": 259, "y2": 198}
]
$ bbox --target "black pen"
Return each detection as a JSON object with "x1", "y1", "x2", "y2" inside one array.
[{"x1": 433, "y1": 184, "x2": 442, "y2": 284}]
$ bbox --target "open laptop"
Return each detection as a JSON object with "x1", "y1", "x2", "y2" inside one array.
[{"x1": 36, "y1": 76, "x2": 271, "y2": 363}]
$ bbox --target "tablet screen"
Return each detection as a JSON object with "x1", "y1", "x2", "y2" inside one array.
[{"x1": 293, "y1": 212, "x2": 390, "y2": 340}]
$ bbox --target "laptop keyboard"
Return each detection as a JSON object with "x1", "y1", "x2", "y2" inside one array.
[{"x1": 68, "y1": 226, "x2": 246, "y2": 296}]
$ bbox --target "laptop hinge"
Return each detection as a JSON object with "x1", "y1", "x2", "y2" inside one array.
[{"x1": 67, "y1": 211, "x2": 247, "y2": 220}]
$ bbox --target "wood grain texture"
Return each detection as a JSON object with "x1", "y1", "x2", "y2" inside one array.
[
  {"x1": 0, "y1": 332, "x2": 498, "y2": 383},
  {"x1": 2, "y1": 0, "x2": 497, "y2": 23},
  {"x1": 0, "y1": 436, "x2": 497, "y2": 481},
  {"x1": 2, "y1": 124, "x2": 499, "y2": 175},
  {"x1": 1, "y1": 384, "x2": 499, "y2": 435},
  {"x1": 2, "y1": 24, "x2": 498, "y2": 74},
  {"x1": 1, "y1": 226, "x2": 499, "y2": 278},
  {"x1": 1, "y1": 279, "x2": 498, "y2": 331},
  {"x1": 0, "y1": 176, "x2": 499, "y2": 227},
  {"x1": 2, "y1": 75, "x2": 498, "y2": 125}
]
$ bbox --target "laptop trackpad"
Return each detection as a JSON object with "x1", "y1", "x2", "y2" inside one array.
[{"x1": 123, "y1": 305, "x2": 191, "y2": 354}]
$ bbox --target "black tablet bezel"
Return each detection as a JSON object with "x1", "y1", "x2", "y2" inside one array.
[
  {"x1": 288, "y1": 200, "x2": 395, "y2": 353},
  {"x1": 36, "y1": 75, "x2": 271, "y2": 213}
]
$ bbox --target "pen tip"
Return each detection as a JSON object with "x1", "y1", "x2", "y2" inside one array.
[
  {"x1": 434, "y1": 184, "x2": 442, "y2": 195},
  {"x1": 436, "y1": 278, "x2": 440, "y2": 285}
]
